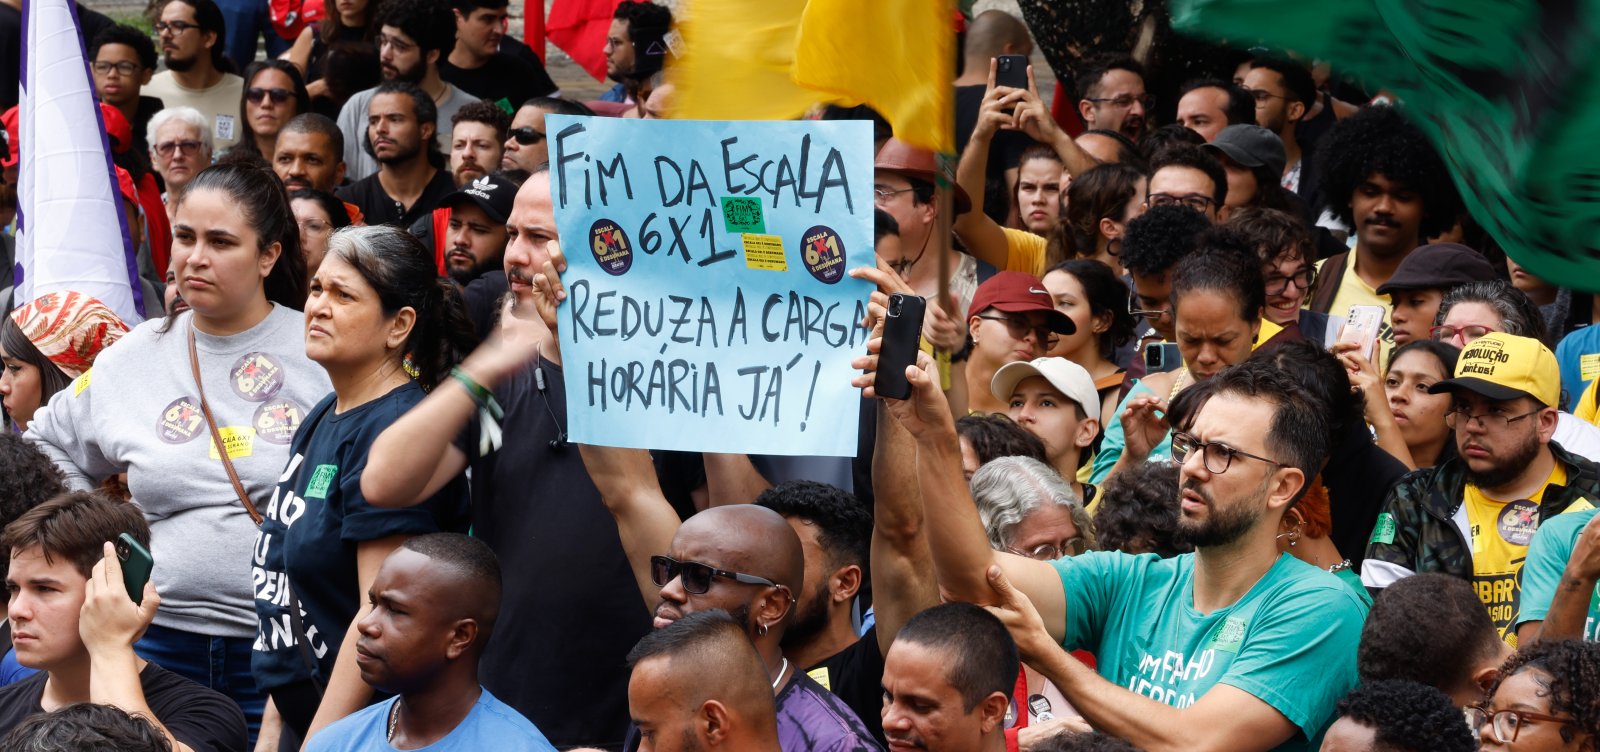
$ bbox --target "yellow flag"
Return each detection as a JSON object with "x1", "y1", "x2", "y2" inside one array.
[
  {"x1": 668, "y1": 0, "x2": 822, "y2": 121},
  {"x1": 792, "y1": 0, "x2": 953, "y2": 153}
]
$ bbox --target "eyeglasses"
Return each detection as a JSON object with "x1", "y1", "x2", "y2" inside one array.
[
  {"x1": 298, "y1": 219, "x2": 332, "y2": 236},
  {"x1": 649, "y1": 555, "x2": 785, "y2": 595},
  {"x1": 1431, "y1": 324, "x2": 1497, "y2": 343},
  {"x1": 976, "y1": 314, "x2": 1059, "y2": 348},
  {"x1": 1466, "y1": 706, "x2": 1575, "y2": 743},
  {"x1": 246, "y1": 87, "x2": 294, "y2": 105},
  {"x1": 1445, "y1": 406, "x2": 1542, "y2": 431},
  {"x1": 153, "y1": 139, "x2": 203, "y2": 157},
  {"x1": 1147, "y1": 193, "x2": 1216, "y2": 212},
  {"x1": 92, "y1": 60, "x2": 141, "y2": 76},
  {"x1": 1263, "y1": 267, "x2": 1315, "y2": 296},
  {"x1": 1244, "y1": 88, "x2": 1290, "y2": 105},
  {"x1": 1171, "y1": 431, "x2": 1283, "y2": 475},
  {"x1": 1087, "y1": 94, "x2": 1151, "y2": 109},
  {"x1": 1007, "y1": 538, "x2": 1087, "y2": 561},
  {"x1": 376, "y1": 33, "x2": 415, "y2": 53},
  {"x1": 508, "y1": 127, "x2": 545, "y2": 146},
  {"x1": 1127, "y1": 294, "x2": 1168, "y2": 323},
  {"x1": 873, "y1": 187, "x2": 916, "y2": 203},
  {"x1": 154, "y1": 19, "x2": 198, "y2": 35}
]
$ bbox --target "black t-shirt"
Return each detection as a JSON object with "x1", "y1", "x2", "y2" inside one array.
[
  {"x1": 460, "y1": 356, "x2": 653, "y2": 749},
  {"x1": 336, "y1": 168, "x2": 456, "y2": 228},
  {"x1": 1323, "y1": 420, "x2": 1408, "y2": 572},
  {"x1": 438, "y1": 53, "x2": 557, "y2": 108},
  {"x1": 953, "y1": 84, "x2": 1037, "y2": 225},
  {"x1": 0, "y1": 663, "x2": 247, "y2": 751},
  {"x1": 130, "y1": 95, "x2": 165, "y2": 156},
  {"x1": 804, "y1": 628, "x2": 887, "y2": 747}
]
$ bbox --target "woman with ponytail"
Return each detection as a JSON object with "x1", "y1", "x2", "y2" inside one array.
[{"x1": 251, "y1": 224, "x2": 474, "y2": 747}]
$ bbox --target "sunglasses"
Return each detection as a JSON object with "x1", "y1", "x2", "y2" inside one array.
[
  {"x1": 649, "y1": 555, "x2": 782, "y2": 595},
  {"x1": 508, "y1": 127, "x2": 545, "y2": 146},
  {"x1": 246, "y1": 87, "x2": 294, "y2": 105}
]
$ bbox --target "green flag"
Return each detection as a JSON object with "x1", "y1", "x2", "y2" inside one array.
[{"x1": 1172, "y1": 0, "x2": 1600, "y2": 292}]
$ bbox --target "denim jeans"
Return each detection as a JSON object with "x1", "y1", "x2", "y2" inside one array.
[
  {"x1": 215, "y1": 0, "x2": 290, "y2": 74},
  {"x1": 136, "y1": 622, "x2": 264, "y2": 746}
]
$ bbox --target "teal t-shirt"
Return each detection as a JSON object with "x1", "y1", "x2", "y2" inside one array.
[
  {"x1": 1518, "y1": 507, "x2": 1599, "y2": 640},
  {"x1": 1052, "y1": 551, "x2": 1367, "y2": 751},
  {"x1": 1089, "y1": 380, "x2": 1174, "y2": 484}
]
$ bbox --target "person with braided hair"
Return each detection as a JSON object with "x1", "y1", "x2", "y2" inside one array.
[
  {"x1": 1473, "y1": 640, "x2": 1600, "y2": 750},
  {"x1": 251, "y1": 224, "x2": 475, "y2": 748}
]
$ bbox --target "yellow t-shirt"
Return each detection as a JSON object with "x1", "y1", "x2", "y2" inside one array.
[
  {"x1": 1003, "y1": 228, "x2": 1048, "y2": 277},
  {"x1": 1577, "y1": 378, "x2": 1600, "y2": 426},
  {"x1": 1465, "y1": 462, "x2": 1568, "y2": 645},
  {"x1": 1315, "y1": 250, "x2": 1395, "y2": 364}
]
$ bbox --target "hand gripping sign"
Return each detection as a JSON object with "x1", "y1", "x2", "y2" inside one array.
[{"x1": 547, "y1": 116, "x2": 874, "y2": 457}]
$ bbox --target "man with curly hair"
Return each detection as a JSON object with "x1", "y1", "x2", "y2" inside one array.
[
  {"x1": 1306, "y1": 106, "x2": 1462, "y2": 351},
  {"x1": 1321, "y1": 680, "x2": 1476, "y2": 752},
  {"x1": 1119, "y1": 203, "x2": 1213, "y2": 343}
]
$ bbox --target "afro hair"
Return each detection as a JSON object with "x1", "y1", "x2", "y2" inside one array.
[
  {"x1": 1332, "y1": 680, "x2": 1477, "y2": 752},
  {"x1": 1119, "y1": 203, "x2": 1213, "y2": 278},
  {"x1": 1314, "y1": 105, "x2": 1461, "y2": 238}
]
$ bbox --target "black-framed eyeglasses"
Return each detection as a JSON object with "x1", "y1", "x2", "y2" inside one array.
[
  {"x1": 1244, "y1": 88, "x2": 1289, "y2": 105},
  {"x1": 1263, "y1": 267, "x2": 1315, "y2": 297},
  {"x1": 246, "y1": 87, "x2": 293, "y2": 105},
  {"x1": 1466, "y1": 705, "x2": 1575, "y2": 743},
  {"x1": 508, "y1": 127, "x2": 545, "y2": 146},
  {"x1": 976, "y1": 314, "x2": 1059, "y2": 348},
  {"x1": 1007, "y1": 538, "x2": 1087, "y2": 561},
  {"x1": 1127, "y1": 294, "x2": 1168, "y2": 323},
  {"x1": 873, "y1": 187, "x2": 915, "y2": 203},
  {"x1": 649, "y1": 555, "x2": 784, "y2": 595},
  {"x1": 154, "y1": 19, "x2": 198, "y2": 35},
  {"x1": 1445, "y1": 406, "x2": 1542, "y2": 431},
  {"x1": 153, "y1": 139, "x2": 203, "y2": 157},
  {"x1": 1171, "y1": 431, "x2": 1283, "y2": 475},
  {"x1": 92, "y1": 60, "x2": 141, "y2": 76},
  {"x1": 1087, "y1": 94, "x2": 1151, "y2": 109},
  {"x1": 1431, "y1": 324, "x2": 1497, "y2": 343},
  {"x1": 1147, "y1": 193, "x2": 1216, "y2": 212}
]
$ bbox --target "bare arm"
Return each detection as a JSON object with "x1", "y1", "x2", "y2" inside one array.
[
  {"x1": 1338, "y1": 348, "x2": 1416, "y2": 469},
  {"x1": 302, "y1": 535, "x2": 408, "y2": 744},
  {"x1": 578, "y1": 443, "x2": 681, "y2": 613},
  {"x1": 869, "y1": 400, "x2": 939, "y2": 656},
  {"x1": 984, "y1": 567, "x2": 1299, "y2": 752},
  {"x1": 952, "y1": 80, "x2": 1017, "y2": 271},
  {"x1": 703, "y1": 453, "x2": 772, "y2": 507},
  {"x1": 1534, "y1": 514, "x2": 1600, "y2": 643}
]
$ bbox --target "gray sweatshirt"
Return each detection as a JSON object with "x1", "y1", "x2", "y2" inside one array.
[{"x1": 27, "y1": 306, "x2": 331, "y2": 638}]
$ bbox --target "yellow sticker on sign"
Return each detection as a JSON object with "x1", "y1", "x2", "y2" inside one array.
[
  {"x1": 208, "y1": 426, "x2": 255, "y2": 461},
  {"x1": 1581, "y1": 353, "x2": 1600, "y2": 382},
  {"x1": 742, "y1": 233, "x2": 787, "y2": 271},
  {"x1": 72, "y1": 370, "x2": 91, "y2": 397}
]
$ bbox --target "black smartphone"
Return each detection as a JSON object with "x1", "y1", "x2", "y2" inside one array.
[
  {"x1": 1143, "y1": 342, "x2": 1182, "y2": 374},
  {"x1": 116, "y1": 533, "x2": 153, "y2": 605},
  {"x1": 875, "y1": 293, "x2": 927, "y2": 401},
  {"x1": 995, "y1": 55, "x2": 1029, "y2": 90}
]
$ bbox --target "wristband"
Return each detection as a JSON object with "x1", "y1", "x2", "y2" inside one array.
[{"x1": 450, "y1": 367, "x2": 506, "y2": 455}]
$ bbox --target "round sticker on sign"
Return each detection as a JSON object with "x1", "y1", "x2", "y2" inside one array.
[
  {"x1": 589, "y1": 219, "x2": 633, "y2": 276},
  {"x1": 801, "y1": 225, "x2": 846, "y2": 284}
]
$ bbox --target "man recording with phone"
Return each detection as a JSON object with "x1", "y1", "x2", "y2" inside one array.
[{"x1": 0, "y1": 492, "x2": 247, "y2": 751}]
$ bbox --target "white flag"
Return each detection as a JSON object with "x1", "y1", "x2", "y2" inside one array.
[{"x1": 15, "y1": 0, "x2": 144, "y2": 324}]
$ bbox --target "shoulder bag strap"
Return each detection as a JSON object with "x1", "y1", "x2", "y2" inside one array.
[{"x1": 188, "y1": 323, "x2": 264, "y2": 525}]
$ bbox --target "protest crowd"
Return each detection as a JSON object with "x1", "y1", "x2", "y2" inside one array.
[{"x1": 3, "y1": 0, "x2": 1600, "y2": 750}]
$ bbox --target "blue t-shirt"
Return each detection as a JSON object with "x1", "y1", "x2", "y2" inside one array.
[
  {"x1": 1557, "y1": 326, "x2": 1600, "y2": 412},
  {"x1": 252, "y1": 382, "x2": 470, "y2": 692},
  {"x1": 1517, "y1": 507, "x2": 1599, "y2": 639},
  {"x1": 1052, "y1": 551, "x2": 1367, "y2": 751},
  {"x1": 306, "y1": 688, "x2": 557, "y2": 751},
  {"x1": 0, "y1": 648, "x2": 36, "y2": 686}
]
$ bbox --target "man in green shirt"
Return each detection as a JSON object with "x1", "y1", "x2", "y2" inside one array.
[
  {"x1": 1516, "y1": 508, "x2": 1600, "y2": 643},
  {"x1": 865, "y1": 350, "x2": 1366, "y2": 752}
]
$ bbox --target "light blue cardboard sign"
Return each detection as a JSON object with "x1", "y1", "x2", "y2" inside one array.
[{"x1": 546, "y1": 115, "x2": 873, "y2": 457}]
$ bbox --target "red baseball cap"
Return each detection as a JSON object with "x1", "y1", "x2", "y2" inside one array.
[{"x1": 966, "y1": 271, "x2": 1075, "y2": 334}]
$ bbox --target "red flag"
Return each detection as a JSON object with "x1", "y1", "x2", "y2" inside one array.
[
  {"x1": 547, "y1": 0, "x2": 615, "y2": 81},
  {"x1": 522, "y1": 0, "x2": 546, "y2": 63}
]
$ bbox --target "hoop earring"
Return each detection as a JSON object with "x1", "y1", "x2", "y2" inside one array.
[{"x1": 757, "y1": 622, "x2": 769, "y2": 637}]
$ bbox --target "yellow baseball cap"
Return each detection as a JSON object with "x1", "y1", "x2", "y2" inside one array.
[{"x1": 1428, "y1": 332, "x2": 1560, "y2": 407}]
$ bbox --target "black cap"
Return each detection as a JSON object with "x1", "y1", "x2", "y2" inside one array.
[
  {"x1": 441, "y1": 173, "x2": 517, "y2": 225},
  {"x1": 1375, "y1": 243, "x2": 1500, "y2": 296}
]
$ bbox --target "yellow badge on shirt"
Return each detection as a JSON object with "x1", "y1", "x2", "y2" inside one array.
[
  {"x1": 208, "y1": 426, "x2": 254, "y2": 461},
  {"x1": 807, "y1": 667, "x2": 831, "y2": 691},
  {"x1": 72, "y1": 370, "x2": 91, "y2": 397}
]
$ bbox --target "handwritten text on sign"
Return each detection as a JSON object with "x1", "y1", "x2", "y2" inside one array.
[{"x1": 548, "y1": 116, "x2": 873, "y2": 456}]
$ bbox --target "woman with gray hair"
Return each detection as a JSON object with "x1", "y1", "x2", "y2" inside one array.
[
  {"x1": 145, "y1": 106, "x2": 214, "y2": 207},
  {"x1": 971, "y1": 455, "x2": 1097, "y2": 561},
  {"x1": 251, "y1": 224, "x2": 477, "y2": 746}
]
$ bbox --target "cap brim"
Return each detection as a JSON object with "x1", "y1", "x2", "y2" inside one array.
[
  {"x1": 1428, "y1": 377, "x2": 1533, "y2": 402},
  {"x1": 442, "y1": 192, "x2": 509, "y2": 225},
  {"x1": 990, "y1": 361, "x2": 1044, "y2": 402},
  {"x1": 875, "y1": 166, "x2": 973, "y2": 215},
  {"x1": 1202, "y1": 141, "x2": 1264, "y2": 168},
  {"x1": 990, "y1": 301, "x2": 1077, "y2": 334}
]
